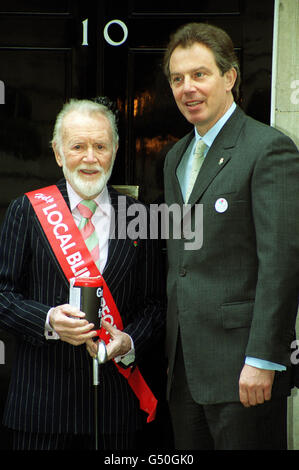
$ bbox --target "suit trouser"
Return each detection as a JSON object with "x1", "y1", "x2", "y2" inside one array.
[
  {"x1": 168, "y1": 338, "x2": 288, "y2": 450},
  {"x1": 12, "y1": 430, "x2": 137, "y2": 451}
]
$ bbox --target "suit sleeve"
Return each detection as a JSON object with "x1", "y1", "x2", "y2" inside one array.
[
  {"x1": 246, "y1": 132, "x2": 299, "y2": 365},
  {"x1": 0, "y1": 197, "x2": 49, "y2": 343}
]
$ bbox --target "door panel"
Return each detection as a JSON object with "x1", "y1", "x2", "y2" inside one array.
[
  {"x1": 99, "y1": 1, "x2": 274, "y2": 202},
  {"x1": 0, "y1": 0, "x2": 274, "y2": 450},
  {"x1": 0, "y1": 1, "x2": 275, "y2": 209}
]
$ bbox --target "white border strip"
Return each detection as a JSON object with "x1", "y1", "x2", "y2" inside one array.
[{"x1": 271, "y1": 0, "x2": 280, "y2": 127}]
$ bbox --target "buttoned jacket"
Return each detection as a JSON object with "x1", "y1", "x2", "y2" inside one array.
[
  {"x1": 0, "y1": 179, "x2": 165, "y2": 433},
  {"x1": 164, "y1": 106, "x2": 299, "y2": 403}
]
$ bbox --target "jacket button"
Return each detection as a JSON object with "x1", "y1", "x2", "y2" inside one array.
[{"x1": 179, "y1": 268, "x2": 186, "y2": 277}]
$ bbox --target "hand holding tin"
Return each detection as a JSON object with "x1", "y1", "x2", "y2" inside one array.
[{"x1": 49, "y1": 304, "x2": 97, "y2": 346}]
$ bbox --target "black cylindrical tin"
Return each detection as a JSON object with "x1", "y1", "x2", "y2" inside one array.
[{"x1": 70, "y1": 276, "x2": 104, "y2": 330}]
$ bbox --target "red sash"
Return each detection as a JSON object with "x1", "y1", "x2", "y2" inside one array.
[{"x1": 26, "y1": 185, "x2": 157, "y2": 423}]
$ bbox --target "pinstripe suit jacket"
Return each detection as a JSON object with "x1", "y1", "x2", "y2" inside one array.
[{"x1": 0, "y1": 179, "x2": 165, "y2": 434}]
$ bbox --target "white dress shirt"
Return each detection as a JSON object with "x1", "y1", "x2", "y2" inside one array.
[{"x1": 67, "y1": 181, "x2": 111, "y2": 274}]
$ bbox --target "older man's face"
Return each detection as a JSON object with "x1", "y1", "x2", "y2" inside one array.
[{"x1": 54, "y1": 110, "x2": 117, "y2": 199}]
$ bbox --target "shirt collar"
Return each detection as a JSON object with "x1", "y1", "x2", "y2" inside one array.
[
  {"x1": 194, "y1": 102, "x2": 236, "y2": 148},
  {"x1": 66, "y1": 181, "x2": 110, "y2": 216}
]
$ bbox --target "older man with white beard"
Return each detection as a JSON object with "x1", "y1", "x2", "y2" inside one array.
[
  {"x1": 49, "y1": 99, "x2": 123, "y2": 349},
  {"x1": 0, "y1": 98, "x2": 165, "y2": 450}
]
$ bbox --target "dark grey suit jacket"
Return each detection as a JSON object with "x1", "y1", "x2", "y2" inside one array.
[
  {"x1": 164, "y1": 105, "x2": 299, "y2": 404},
  {"x1": 0, "y1": 179, "x2": 165, "y2": 434}
]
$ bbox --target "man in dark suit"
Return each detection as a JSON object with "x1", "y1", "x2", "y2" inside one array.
[
  {"x1": 163, "y1": 22, "x2": 299, "y2": 450},
  {"x1": 0, "y1": 98, "x2": 164, "y2": 450}
]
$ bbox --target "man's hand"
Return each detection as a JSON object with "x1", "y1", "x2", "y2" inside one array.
[
  {"x1": 86, "y1": 319, "x2": 131, "y2": 360},
  {"x1": 239, "y1": 364, "x2": 275, "y2": 407},
  {"x1": 49, "y1": 304, "x2": 97, "y2": 346}
]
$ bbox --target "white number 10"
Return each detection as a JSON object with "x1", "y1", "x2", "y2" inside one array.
[{"x1": 82, "y1": 18, "x2": 128, "y2": 47}]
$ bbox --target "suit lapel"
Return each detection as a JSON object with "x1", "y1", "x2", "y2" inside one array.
[
  {"x1": 56, "y1": 178, "x2": 70, "y2": 208},
  {"x1": 103, "y1": 187, "x2": 137, "y2": 292},
  {"x1": 187, "y1": 106, "x2": 246, "y2": 206},
  {"x1": 31, "y1": 179, "x2": 70, "y2": 289},
  {"x1": 187, "y1": 146, "x2": 232, "y2": 206}
]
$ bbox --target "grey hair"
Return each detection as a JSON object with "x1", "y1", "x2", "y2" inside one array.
[{"x1": 51, "y1": 98, "x2": 119, "y2": 155}]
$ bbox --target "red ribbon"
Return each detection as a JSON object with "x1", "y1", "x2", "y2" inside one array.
[{"x1": 26, "y1": 185, "x2": 157, "y2": 422}]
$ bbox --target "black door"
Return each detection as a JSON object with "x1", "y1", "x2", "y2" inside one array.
[
  {"x1": 0, "y1": 0, "x2": 274, "y2": 208},
  {"x1": 0, "y1": 0, "x2": 274, "y2": 449}
]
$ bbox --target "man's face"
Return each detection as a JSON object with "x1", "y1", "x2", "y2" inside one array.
[
  {"x1": 54, "y1": 111, "x2": 117, "y2": 199},
  {"x1": 169, "y1": 42, "x2": 236, "y2": 136}
]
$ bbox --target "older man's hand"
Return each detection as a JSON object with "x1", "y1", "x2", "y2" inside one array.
[
  {"x1": 86, "y1": 319, "x2": 132, "y2": 360},
  {"x1": 50, "y1": 304, "x2": 97, "y2": 346}
]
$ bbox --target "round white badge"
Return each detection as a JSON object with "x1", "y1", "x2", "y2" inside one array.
[{"x1": 215, "y1": 198, "x2": 228, "y2": 213}]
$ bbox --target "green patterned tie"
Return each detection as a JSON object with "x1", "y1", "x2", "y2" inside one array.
[
  {"x1": 185, "y1": 139, "x2": 207, "y2": 203},
  {"x1": 77, "y1": 200, "x2": 99, "y2": 267}
]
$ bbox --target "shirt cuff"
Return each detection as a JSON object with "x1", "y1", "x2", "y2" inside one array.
[
  {"x1": 245, "y1": 356, "x2": 286, "y2": 371},
  {"x1": 44, "y1": 308, "x2": 60, "y2": 340},
  {"x1": 114, "y1": 335, "x2": 135, "y2": 366}
]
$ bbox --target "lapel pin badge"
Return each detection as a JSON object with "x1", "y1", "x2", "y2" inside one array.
[
  {"x1": 215, "y1": 198, "x2": 228, "y2": 213},
  {"x1": 218, "y1": 157, "x2": 224, "y2": 165},
  {"x1": 133, "y1": 240, "x2": 138, "y2": 247}
]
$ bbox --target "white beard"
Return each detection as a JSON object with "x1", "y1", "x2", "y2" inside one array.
[{"x1": 62, "y1": 162, "x2": 114, "y2": 199}]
